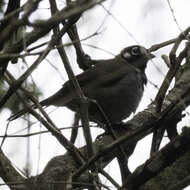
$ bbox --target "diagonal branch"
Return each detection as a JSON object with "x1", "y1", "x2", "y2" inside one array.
[
  {"x1": 0, "y1": 0, "x2": 107, "y2": 66},
  {"x1": 0, "y1": 19, "x2": 78, "y2": 109},
  {"x1": 154, "y1": 26, "x2": 190, "y2": 113},
  {"x1": 0, "y1": 148, "x2": 26, "y2": 190},
  {"x1": 4, "y1": 72, "x2": 84, "y2": 167},
  {"x1": 150, "y1": 26, "x2": 190, "y2": 155}
]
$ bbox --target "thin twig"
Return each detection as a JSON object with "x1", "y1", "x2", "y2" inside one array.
[
  {"x1": 0, "y1": 19, "x2": 79, "y2": 109},
  {"x1": 150, "y1": 26, "x2": 190, "y2": 155},
  {"x1": 99, "y1": 169, "x2": 120, "y2": 188},
  {"x1": 0, "y1": 6, "x2": 23, "y2": 23},
  {"x1": 154, "y1": 26, "x2": 190, "y2": 113},
  {"x1": 5, "y1": 72, "x2": 84, "y2": 167},
  {"x1": 149, "y1": 38, "x2": 177, "y2": 52},
  {"x1": 166, "y1": 0, "x2": 182, "y2": 32}
]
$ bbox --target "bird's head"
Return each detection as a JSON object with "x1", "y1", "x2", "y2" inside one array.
[{"x1": 120, "y1": 45, "x2": 155, "y2": 72}]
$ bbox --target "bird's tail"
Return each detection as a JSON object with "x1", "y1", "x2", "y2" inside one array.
[
  {"x1": 8, "y1": 105, "x2": 37, "y2": 121},
  {"x1": 8, "y1": 88, "x2": 71, "y2": 121},
  {"x1": 7, "y1": 93, "x2": 55, "y2": 121}
]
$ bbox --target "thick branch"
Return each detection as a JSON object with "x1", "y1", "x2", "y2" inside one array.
[
  {"x1": 0, "y1": 148, "x2": 25, "y2": 190},
  {"x1": 122, "y1": 127, "x2": 190, "y2": 189},
  {"x1": 0, "y1": 0, "x2": 106, "y2": 65},
  {"x1": 12, "y1": 49, "x2": 190, "y2": 190}
]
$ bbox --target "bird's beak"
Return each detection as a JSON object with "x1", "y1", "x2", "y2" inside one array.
[{"x1": 148, "y1": 53, "x2": 155, "y2": 60}]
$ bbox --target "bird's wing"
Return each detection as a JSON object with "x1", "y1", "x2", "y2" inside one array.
[
  {"x1": 81, "y1": 60, "x2": 138, "y2": 91},
  {"x1": 8, "y1": 58, "x2": 138, "y2": 121},
  {"x1": 40, "y1": 58, "x2": 124, "y2": 106},
  {"x1": 75, "y1": 57, "x2": 133, "y2": 87}
]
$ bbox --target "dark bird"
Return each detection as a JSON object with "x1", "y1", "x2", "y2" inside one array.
[{"x1": 8, "y1": 45, "x2": 155, "y2": 124}]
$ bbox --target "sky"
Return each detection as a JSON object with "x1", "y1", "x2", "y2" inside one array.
[{"x1": 1, "y1": 0, "x2": 190, "y2": 189}]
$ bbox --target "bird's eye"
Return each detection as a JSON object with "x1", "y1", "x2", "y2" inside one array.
[{"x1": 131, "y1": 47, "x2": 140, "y2": 56}]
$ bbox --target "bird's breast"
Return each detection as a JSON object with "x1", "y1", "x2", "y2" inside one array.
[{"x1": 87, "y1": 69, "x2": 146, "y2": 123}]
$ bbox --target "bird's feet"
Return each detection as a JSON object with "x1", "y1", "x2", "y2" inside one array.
[
  {"x1": 96, "y1": 121, "x2": 127, "y2": 140},
  {"x1": 111, "y1": 121, "x2": 127, "y2": 129}
]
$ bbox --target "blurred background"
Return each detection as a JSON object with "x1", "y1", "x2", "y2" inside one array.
[{"x1": 0, "y1": 0, "x2": 190, "y2": 189}]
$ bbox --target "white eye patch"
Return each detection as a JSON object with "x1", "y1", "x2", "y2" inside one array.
[{"x1": 122, "y1": 51, "x2": 132, "y2": 59}]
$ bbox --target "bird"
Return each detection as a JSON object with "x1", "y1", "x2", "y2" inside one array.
[{"x1": 8, "y1": 45, "x2": 155, "y2": 125}]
